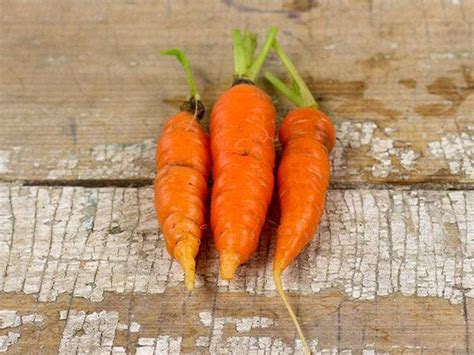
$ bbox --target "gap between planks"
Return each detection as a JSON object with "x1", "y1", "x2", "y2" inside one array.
[{"x1": 1, "y1": 178, "x2": 473, "y2": 191}]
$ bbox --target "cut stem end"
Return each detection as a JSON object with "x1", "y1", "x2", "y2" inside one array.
[{"x1": 273, "y1": 269, "x2": 311, "y2": 355}]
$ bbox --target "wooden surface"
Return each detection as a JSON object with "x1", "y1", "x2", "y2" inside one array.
[
  {"x1": 0, "y1": 0, "x2": 473, "y2": 354},
  {"x1": 1, "y1": 0, "x2": 473, "y2": 186}
]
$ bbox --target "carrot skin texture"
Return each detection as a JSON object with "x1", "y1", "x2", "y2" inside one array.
[
  {"x1": 210, "y1": 83, "x2": 276, "y2": 279},
  {"x1": 154, "y1": 111, "x2": 210, "y2": 290},
  {"x1": 274, "y1": 107, "x2": 336, "y2": 273}
]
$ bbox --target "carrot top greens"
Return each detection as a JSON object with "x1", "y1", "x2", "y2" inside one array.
[
  {"x1": 161, "y1": 48, "x2": 200, "y2": 101},
  {"x1": 232, "y1": 27, "x2": 278, "y2": 82},
  {"x1": 161, "y1": 48, "x2": 204, "y2": 119},
  {"x1": 264, "y1": 40, "x2": 318, "y2": 109}
]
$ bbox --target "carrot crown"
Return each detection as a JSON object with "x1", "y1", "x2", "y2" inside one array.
[
  {"x1": 264, "y1": 40, "x2": 318, "y2": 109},
  {"x1": 161, "y1": 48, "x2": 204, "y2": 119},
  {"x1": 232, "y1": 27, "x2": 278, "y2": 83}
]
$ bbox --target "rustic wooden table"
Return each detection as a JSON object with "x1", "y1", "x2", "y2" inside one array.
[{"x1": 0, "y1": 0, "x2": 473, "y2": 354}]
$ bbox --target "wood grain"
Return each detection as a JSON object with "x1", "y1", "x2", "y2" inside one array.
[
  {"x1": 1, "y1": 0, "x2": 473, "y2": 353},
  {"x1": 0, "y1": 0, "x2": 472, "y2": 185},
  {"x1": 0, "y1": 184, "x2": 473, "y2": 353}
]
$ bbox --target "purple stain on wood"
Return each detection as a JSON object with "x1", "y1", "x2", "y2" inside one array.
[
  {"x1": 288, "y1": 11, "x2": 300, "y2": 19},
  {"x1": 221, "y1": 0, "x2": 287, "y2": 13}
]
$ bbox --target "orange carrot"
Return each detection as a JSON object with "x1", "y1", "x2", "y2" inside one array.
[
  {"x1": 155, "y1": 49, "x2": 210, "y2": 291},
  {"x1": 210, "y1": 27, "x2": 278, "y2": 280},
  {"x1": 265, "y1": 40, "x2": 336, "y2": 354}
]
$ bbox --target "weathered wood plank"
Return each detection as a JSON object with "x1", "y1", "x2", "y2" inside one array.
[
  {"x1": 0, "y1": 290, "x2": 471, "y2": 353},
  {"x1": 0, "y1": 0, "x2": 473, "y2": 184},
  {"x1": 1, "y1": 185, "x2": 473, "y2": 302},
  {"x1": 0, "y1": 185, "x2": 473, "y2": 352}
]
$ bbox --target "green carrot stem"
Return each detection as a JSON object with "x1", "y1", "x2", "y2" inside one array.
[
  {"x1": 161, "y1": 48, "x2": 200, "y2": 101},
  {"x1": 232, "y1": 27, "x2": 278, "y2": 82},
  {"x1": 265, "y1": 40, "x2": 318, "y2": 108},
  {"x1": 264, "y1": 72, "x2": 305, "y2": 107}
]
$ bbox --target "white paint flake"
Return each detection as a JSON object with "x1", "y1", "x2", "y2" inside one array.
[
  {"x1": 399, "y1": 149, "x2": 418, "y2": 169},
  {"x1": 59, "y1": 310, "x2": 68, "y2": 320},
  {"x1": 136, "y1": 336, "x2": 182, "y2": 355},
  {"x1": 235, "y1": 316, "x2": 274, "y2": 333},
  {"x1": 129, "y1": 321, "x2": 141, "y2": 332},
  {"x1": 0, "y1": 311, "x2": 20, "y2": 329},
  {"x1": 0, "y1": 332, "x2": 20, "y2": 352},
  {"x1": 195, "y1": 336, "x2": 210, "y2": 347},
  {"x1": 371, "y1": 137, "x2": 395, "y2": 177},
  {"x1": 116, "y1": 323, "x2": 128, "y2": 330},
  {"x1": 0, "y1": 310, "x2": 44, "y2": 329},
  {"x1": 428, "y1": 133, "x2": 473, "y2": 178},
  {"x1": 199, "y1": 311, "x2": 213, "y2": 327}
]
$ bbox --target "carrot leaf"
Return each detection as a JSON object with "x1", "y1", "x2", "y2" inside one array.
[
  {"x1": 265, "y1": 40, "x2": 318, "y2": 108},
  {"x1": 264, "y1": 72, "x2": 305, "y2": 107},
  {"x1": 161, "y1": 48, "x2": 200, "y2": 101}
]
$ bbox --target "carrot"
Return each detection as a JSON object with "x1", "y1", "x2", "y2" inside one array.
[
  {"x1": 265, "y1": 41, "x2": 336, "y2": 353},
  {"x1": 155, "y1": 49, "x2": 210, "y2": 291},
  {"x1": 210, "y1": 27, "x2": 278, "y2": 280}
]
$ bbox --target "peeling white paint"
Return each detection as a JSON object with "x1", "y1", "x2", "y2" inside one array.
[
  {"x1": 199, "y1": 311, "x2": 213, "y2": 327},
  {"x1": 428, "y1": 133, "x2": 473, "y2": 178},
  {"x1": 112, "y1": 346, "x2": 127, "y2": 354},
  {"x1": 0, "y1": 332, "x2": 20, "y2": 352},
  {"x1": 0, "y1": 310, "x2": 44, "y2": 329},
  {"x1": 400, "y1": 149, "x2": 418, "y2": 169},
  {"x1": 136, "y1": 336, "x2": 182, "y2": 355},
  {"x1": 130, "y1": 321, "x2": 141, "y2": 333},
  {"x1": 58, "y1": 310, "x2": 119, "y2": 354},
  {"x1": 195, "y1": 336, "x2": 210, "y2": 347},
  {"x1": 235, "y1": 316, "x2": 274, "y2": 333},
  {"x1": 371, "y1": 137, "x2": 394, "y2": 177},
  {"x1": 333, "y1": 121, "x2": 420, "y2": 178},
  {"x1": 59, "y1": 310, "x2": 68, "y2": 320},
  {"x1": 0, "y1": 186, "x2": 473, "y2": 306}
]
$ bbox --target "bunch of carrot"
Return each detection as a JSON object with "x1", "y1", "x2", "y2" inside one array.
[{"x1": 155, "y1": 27, "x2": 335, "y2": 354}]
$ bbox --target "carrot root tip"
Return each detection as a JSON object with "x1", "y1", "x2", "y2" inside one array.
[
  {"x1": 220, "y1": 252, "x2": 241, "y2": 280},
  {"x1": 174, "y1": 244, "x2": 197, "y2": 292},
  {"x1": 273, "y1": 269, "x2": 311, "y2": 355}
]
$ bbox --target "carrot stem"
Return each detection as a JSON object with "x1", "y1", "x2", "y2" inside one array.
[
  {"x1": 232, "y1": 27, "x2": 278, "y2": 82},
  {"x1": 161, "y1": 48, "x2": 200, "y2": 101},
  {"x1": 265, "y1": 72, "x2": 305, "y2": 107},
  {"x1": 264, "y1": 40, "x2": 318, "y2": 108},
  {"x1": 273, "y1": 269, "x2": 311, "y2": 354}
]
